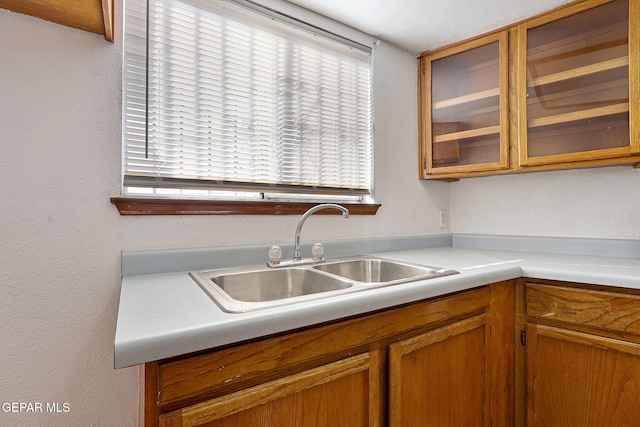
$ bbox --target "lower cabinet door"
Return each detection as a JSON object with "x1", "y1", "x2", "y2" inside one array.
[
  {"x1": 388, "y1": 314, "x2": 490, "y2": 427},
  {"x1": 158, "y1": 352, "x2": 381, "y2": 427},
  {"x1": 525, "y1": 323, "x2": 640, "y2": 427}
]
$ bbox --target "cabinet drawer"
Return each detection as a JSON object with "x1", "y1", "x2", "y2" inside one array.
[{"x1": 525, "y1": 283, "x2": 640, "y2": 336}]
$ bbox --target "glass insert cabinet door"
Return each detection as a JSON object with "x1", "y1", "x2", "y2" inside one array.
[
  {"x1": 518, "y1": 0, "x2": 639, "y2": 166},
  {"x1": 420, "y1": 31, "x2": 509, "y2": 176}
]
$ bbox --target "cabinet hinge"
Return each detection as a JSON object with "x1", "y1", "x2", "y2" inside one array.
[{"x1": 520, "y1": 329, "x2": 526, "y2": 346}]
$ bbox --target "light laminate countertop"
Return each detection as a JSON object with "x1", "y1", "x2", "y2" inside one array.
[{"x1": 114, "y1": 246, "x2": 640, "y2": 368}]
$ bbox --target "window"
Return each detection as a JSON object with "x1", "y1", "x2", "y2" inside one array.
[{"x1": 117, "y1": 0, "x2": 378, "y2": 215}]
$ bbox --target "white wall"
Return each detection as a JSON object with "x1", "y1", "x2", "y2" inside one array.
[
  {"x1": 3, "y1": 2, "x2": 637, "y2": 425},
  {"x1": 450, "y1": 166, "x2": 640, "y2": 240},
  {"x1": 0, "y1": 6, "x2": 446, "y2": 426}
]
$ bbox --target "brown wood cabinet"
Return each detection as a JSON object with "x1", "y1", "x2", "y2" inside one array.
[
  {"x1": 419, "y1": 0, "x2": 640, "y2": 180},
  {"x1": 158, "y1": 353, "x2": 381, "y2": 427},
  {"x1": 517, "y1": 0, "x2": 638, "y2": 167},
  {"x1": 145, "y1": 277, "x2": 640, "y2": 426},
  {"x1": 517, "y1": 279, "x2": 640, "y2": 427},
  {"x1": 419, "y1": 32, "x2": 509, "y2": 177},
  {"x1": 144, "y1": 281, "x2": 515, "y2": 427},
  {"x1": 389, "y1": 314, "x2": 491, "y2": 426}
]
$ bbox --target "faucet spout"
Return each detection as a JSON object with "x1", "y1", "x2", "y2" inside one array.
[{"x1": 293, "y1": 204, "x2": 349, "y2": 261}]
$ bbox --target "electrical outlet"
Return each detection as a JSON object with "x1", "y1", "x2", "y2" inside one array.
[{"x1": 439, "y1": 210, "x2": 448, "y2": 229}]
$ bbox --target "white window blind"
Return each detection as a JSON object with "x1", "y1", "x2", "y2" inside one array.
[{"x1": 122, "y1": 0, "x2": 374, "y2": 201}]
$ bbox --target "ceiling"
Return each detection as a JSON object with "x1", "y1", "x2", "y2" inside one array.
[{"x1": 284, "y1": 0, "x2": 572, "y2": 54}]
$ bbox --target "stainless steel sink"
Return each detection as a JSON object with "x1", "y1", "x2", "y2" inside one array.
[
  {"x1": 190, "y1": 256, "x2": 458, "y2": 313},
  {"x1": 313, "y1": 257, "x2": 457, "y2": 284},
  {"x1": 190, "y1": 267, "x2": 353, "y2": 313}
]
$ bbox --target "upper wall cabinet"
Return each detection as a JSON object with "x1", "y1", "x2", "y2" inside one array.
[
  {"x1": 419, "y1": 0, "x2": 640, "y2": 180},
  {"x1": 0, "y1": 0, "x2": 114, "y2": 41},
  {"x1": 518, "y1": 0, "x2": 638, "y2": 166},
  {"x1": 419, "y1": 32, "x2": 509, "y2": 178}
]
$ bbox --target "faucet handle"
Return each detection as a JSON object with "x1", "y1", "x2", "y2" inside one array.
[
  {"x1": 268, "y1": 245, "x2": 282, "y2": 265},
  {"x1": 312, "y1": 242, "x2": 324, "y2": 261}
]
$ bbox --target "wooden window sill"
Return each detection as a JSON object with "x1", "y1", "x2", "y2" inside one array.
[{"x1": 110, "y1": 197, "x2": 381, "y2": 216}]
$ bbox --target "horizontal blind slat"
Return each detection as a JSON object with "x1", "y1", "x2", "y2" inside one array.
[{"x1": 123, "y1": 0, "x2": 372, "y2": 197}]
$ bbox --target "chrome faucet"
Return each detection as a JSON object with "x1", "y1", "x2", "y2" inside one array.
[
  {"x1": 293, "y1": 204, "x2": 349, "y2": 261},
  {"x1": 267, "y1": 203, "x2": 349, "y2": 267}
]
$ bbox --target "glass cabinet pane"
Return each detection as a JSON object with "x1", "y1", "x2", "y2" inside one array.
[
  {"x1": 524, "y1": 0, "x2": 630, "y2": 160},
  {"x1": 431, "y1": 41, "x2": 502, "y2": 168}
]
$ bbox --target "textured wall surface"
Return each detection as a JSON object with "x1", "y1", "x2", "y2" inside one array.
[
  {"x1": 450, "y1": 167, "x2": 640, "y2": 239},
  {"x1": 0, "y1": 5, "x2": 446, "y2": 426},
  {"x1": 2, "y1": 2, "x2": 637, "y2": 425},
  {"x1": 0, "y1": 7, "x2": 138, "y2": 426}
]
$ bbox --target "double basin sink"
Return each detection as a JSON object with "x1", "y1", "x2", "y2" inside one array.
[{"x1": 190, "y1": 256, "x2": 458, "y2": 313}]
